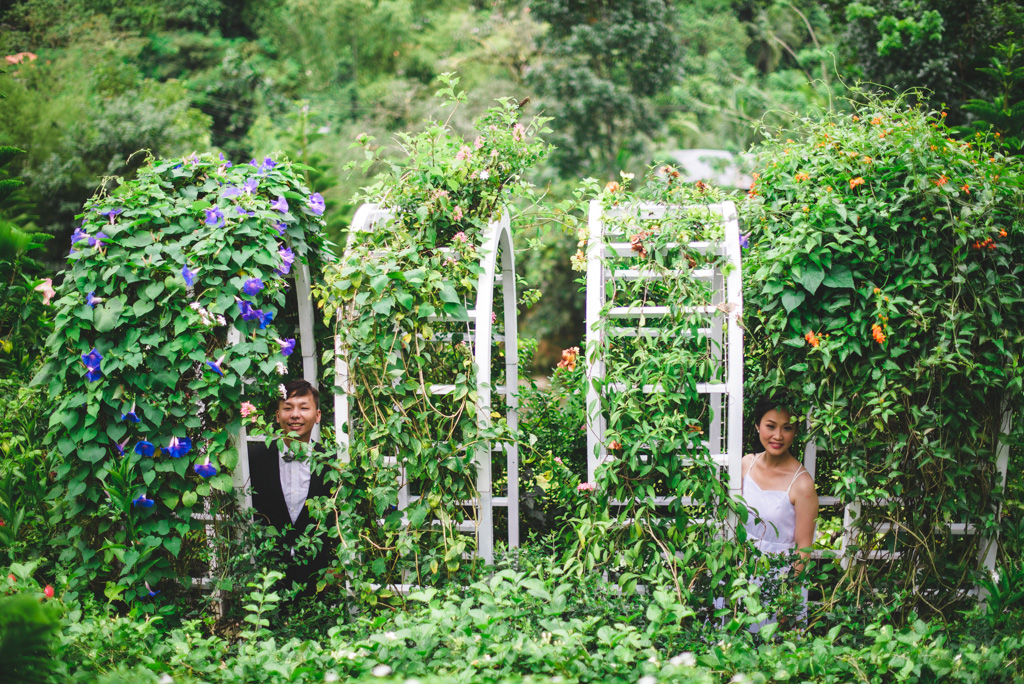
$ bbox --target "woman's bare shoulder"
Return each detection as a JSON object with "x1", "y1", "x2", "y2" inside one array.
[{"x1": 791, "y1": 469, "x2": 818, "y2": 498}]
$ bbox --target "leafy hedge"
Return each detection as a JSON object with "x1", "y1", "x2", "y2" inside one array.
[{"x1": 35, "y1": 152, "x2": 329, "y2": 598}]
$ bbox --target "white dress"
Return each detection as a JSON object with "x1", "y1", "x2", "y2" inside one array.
[{"x1": 741, "y1": 453, "x2": 813, "y2": 632}]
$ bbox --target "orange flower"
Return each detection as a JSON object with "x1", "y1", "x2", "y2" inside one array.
[
  {"x1": 852, "y1": 115, "x2": 860, "y2": 121},
  {"x1": 605, "y1": 181, "x2": 620, "y2": 193},
  {"x1": 873, "y1": 287, "x2": 880, "y2": 294},
  {"x1": 608, "y1": 440, "x2": 622, "y2": 451},
  {"x1": 795, "y1": 172, "x2": 810, "y2": 181},
  {"x1": 961, "y1": 184, "x2": 970, "y2": 194},
  {"x1": 849, "y1": 177, "x2": 865, "y2": 189},
  {"x1": 871, "y1": 117, "x2": 882, "y2": 125},
  {"x1": 934, "y1": 175, "x2": 948, "y2": 186},
  {"x1": 862, "y1": 156, "x2": 873, "y2": 164},
  {"x1": 825, "y1": 186, "x2": 833, "y2": 192},
  {"x1": 871, "y1": 323, "x2": 886, "y2": 344},
  {"x1": 999, "y1": 229, "x2": 1008, "y2": 238},
  {"x1": 557, "y1": 346, "x2": 580, "y2": 372},
  {"x1": 804, "y1": 331, "x2": 820, "y2": 347}
]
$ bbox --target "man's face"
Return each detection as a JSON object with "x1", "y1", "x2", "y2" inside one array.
[{"x1": 275, "y1": 393, "x2": 321, "y2": 443}]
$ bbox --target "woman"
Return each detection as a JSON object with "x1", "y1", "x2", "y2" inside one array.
[{"x1": 740, "y1": 397, "x2": 819, "y2": 630}]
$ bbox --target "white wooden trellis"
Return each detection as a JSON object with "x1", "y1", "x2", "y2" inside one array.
[
  {"x1": 585, "y1": 199, "x2": 744, "y2": 529},
  {"x1": 333, "y1": 203, "x2": 520, "y2": 563},
  {"x1": 803, "y1": 411, "x2": 1011, "y2": 591}
]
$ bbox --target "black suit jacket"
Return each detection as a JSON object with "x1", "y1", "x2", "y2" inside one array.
[{"x1": 247, "y1": 440, "x2": 336, "y2": 595}]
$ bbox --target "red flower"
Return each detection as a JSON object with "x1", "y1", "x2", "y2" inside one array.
[
  {"x1": 804, "y1": 331, "x2": 820, "y2": 347},
  {"x1": 934, "y1": 175, "x2": 948, "y2": 187},
  {"x1": 43, "y1": 585, "x2": 54, "y2": 599}
]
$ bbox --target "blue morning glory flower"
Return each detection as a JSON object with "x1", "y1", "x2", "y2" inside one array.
[
  {"x1": 275, "y1": 245, "x2": 295, "y2": 276},
  {"x1": 115, "y1": 436, "x2": 130, "y2": 456},
  {"x1": 206, "y1": 354, "x2": 226, "y2": 377},
  {"x1": 243, "y1": 177, "x2": 259, "y2": 194},
  {"x1": 249, "y1": 158, "x2": 259, "y2": 167},
  {"x1": 235, "y1": 207, "x2": 255, "y2": 217},
  {"x1": 259, "y1": 157, "x2": 276, "y2": 173},
  {"x1": 90, "y1": 232, "x2": 108, "y2": 248},
  {"x1": 242, "y1": 278, "x2": 264, "y2": 296},
  {"x1": 276, "y1": 337, "x2": 296, "y2": 357},
  {"x1": 132, "y1": 494, "x2": 155, "y2": 508},
  {"x1": 194, "y1": 458, "x2": 218, "y2": 479},
  {"x1": 82, "y1": 348, "x2": 103, "y2": 381},
  {"x1": 308, "y1": 193, "x2": 325, "y2": 216},
  {"x1": 134, "y1": 440, "x2": 156, "y2": 457},
  {"x1": 86, "y1": 292, "x2": 102, "y2": 308},
  {"x1": 98, "y1": 208, "x2": 122, "y2": 219},
  {"x1": 205, "y1": 207, "x2": 225, "y2": 228},
  {"x1": 85, "y1": 366, "x2": 103, "y2": 382},
  {"x1": 235, "y1": 298, "x2": 257, "y2": 321},
  {"x1": 182, "y1": 263, "x2": 196, "y2": 287},
  {"x1": 144, "y1": 581, "x2": 160, "y2": 598},
  {"x1": 739, "y1": 233, "x2": 750, "y2": 250},
  {"x1": 223, "y1": 186, "x2": 241, "y2": 198},
  {"x1": 273, "y1": 222, "x2": 287, "y2": 236},
  {"x1": 71, "y1": 227, "x2": 90, "y2": 246},
  {"x1": 165, "y1": 436, "x2": 192, "y2": 459},
  {"x1": 257, "y1": 310, "x2": 274, "y2": 329},
  {"x1": 271, "y1": 196, "x2": 289, "y2": 214},
  {"x1": 121, "y1": 402, "x2": 140, "y2": 423}
]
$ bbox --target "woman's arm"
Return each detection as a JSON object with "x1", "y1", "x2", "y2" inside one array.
[{"x1": 791, "y1": 474, "x2": 819, "y2": 570}]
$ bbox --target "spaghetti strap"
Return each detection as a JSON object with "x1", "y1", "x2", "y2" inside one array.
[{"x1": 785, "y1": 467, "x2": 810, "y2": 495}]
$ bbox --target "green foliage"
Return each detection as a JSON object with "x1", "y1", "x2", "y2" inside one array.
[
  {"x1": 35, "y1": 151, "x2": 329, "y2": 599},
  {"x1": 0, "y1": 592, "x2": 62, "y2": 684},
  {"x1": 318, "y1": 77, "x2": 550, "y2": 592},
  {"x1": 743, "y1": 93, "x2": 1024, "y2": 615},
  {"x1": 959, "y1": 36, "x2": 1024, "y2": 155},
  {"x1": 528, "y1": 0, "x2": 683, "y2": 177}
]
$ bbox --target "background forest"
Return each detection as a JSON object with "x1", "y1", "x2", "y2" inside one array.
[{"x1": 2, "y1": 0, "x2": 1022, "y2": 368}]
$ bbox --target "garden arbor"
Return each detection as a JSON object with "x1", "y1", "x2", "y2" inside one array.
[
  {"x1": 332, "y1": 203, "x2": 521, "y2": 564},
  {"x1": 584, "y1": 198, "x2": 745, "y2": 530}
]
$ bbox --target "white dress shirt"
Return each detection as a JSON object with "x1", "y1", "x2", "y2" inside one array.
[{"x1": 279, "y1": 446, "x2": 311, "y2": 524}]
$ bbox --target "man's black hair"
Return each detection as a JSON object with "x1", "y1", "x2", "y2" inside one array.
[{"x1": 281, "y1": 379, "x2": 319, "y2": 409}]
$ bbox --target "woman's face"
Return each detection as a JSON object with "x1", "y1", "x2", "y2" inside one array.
[{"x1": 757, "y1": 408, "x2": 796, "y2": 458}]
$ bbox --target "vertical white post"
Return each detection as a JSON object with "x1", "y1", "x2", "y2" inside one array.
[
  {"x1": 585, "y1": 200, "x2": 607, "y2": 484},
  {"x1": 499, "y1": 221, "x2": 520, "y2": 549},
  {"x1": 722, "y1": 201, "x2": 744, "y2": 537},
  {"x1": 978, "y1": 407, "x2": 1011, "y2": 600}
]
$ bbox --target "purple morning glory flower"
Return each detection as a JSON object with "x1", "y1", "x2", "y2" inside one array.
[
  {"x1": 90, "y1": 232, "x2": 108, "y2": 248},
  {"x1": 194, "y1": 458, "x2": 218, "y2": 479},
  {"x1": 308, "y1": 193, "x2": 325, "y2": 216},
  {"x1": 98, "y1": 208, "x2": 122, "y2": 219},
  {"x1": 271, "y1": 196, "x2": 289, "y2": 214},
  {"x1": 739, "y1": 233, "x2": 750, "y2": 250},
  {"x1": 219, "y1": 153, "x2": 227, "y2": 161},
  {"x1": 144, "y1": 581, "x2": 160, "y2": 598},
  {"x1": 242, "y1": 278, "x2": 264, "y2": 296},
  {"x1": 257, "y1": 310, "x2": 274, "y2": 329},
  {"x1": 259, "y1": 157, "x2": 276, "y2": 173},
  {"x1": 275, "y1": 245, "x2": 295, "y2": 276},
  {"x1": 182, "y1": 264, "x2": 196, "y2": 287},
  {"x1": 206, "y1": 354, "x2": 226, "y2": 377},
  {"x1": 71, "y1": 227, "x2": 90, "y2": 246},
  {"x1": 276, "y1": 337, "x2": 296, "y2": 357},
  {"x1": 115, "y1": 436, "x2": 130, "y2": 456},
  {"x1": 121, "y1": 402, "x2": 140, "y2": 423},
  {"x1": 205, "y1": 207, "x2": 225, "y2": 228},
  {"x1": 85, "y1": 366, "x2": 103, "y2": 382},
  {"x1": 132, "y1": 494, "x2": 155, "y2": 508},
  {"x1": 235, "y1": 207, "x2": 255, "y2": 217},
  {"x1": 86, "y1": 292, "x2": 102, "y2": 308},
  {"x1": 165, "y1": 436, "x2": 192, "y2": 459},
  {"x1": 235, "y1": 298, "x2": 257, "y2": 321},
  {"x1": 82, "y1": 348, "x2": 103, "y2": 381},
  {"x1": 223, "y1": 186, "x2": 241, "y2": 198},
  {"x1": 243, "y1": 177, "x2": 259, "y2": 194},
  {"x1": 134, "y1": 440, "x2": 156, "y2": 457},
  {"x1": 249, "y1": 158, "x2": 259, "y2": 167},
  {"x1": 273, "y1": 222, "x2": 287, "y2": 236}
]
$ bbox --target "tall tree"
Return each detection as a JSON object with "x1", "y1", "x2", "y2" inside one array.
[{"x1": 527, "y1": 0, "x2": 683, "y2": 178}]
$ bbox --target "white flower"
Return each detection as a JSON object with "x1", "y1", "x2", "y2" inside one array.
[
  {"x1": 638, "y1": 677, "x2": 657, "y2": 684},
  {"x1": 730, "y1": 675, "x2": 752, "y2": 684},
  {"x1": 371, "y1": 664, "x2": 392, "y2": 677},
  {"x1": 991, "y1": 569, "x2": 1001, "y2": 585},
  {"x1": 158, "y1": 675, "x2": 174, "y2": 684},
  {"x1": 669, "y1": 652, "x2": 696, "y2": 667},
  {"x1": 478, "y1": 169, "x2": 490, "y2": 180},
  {"x1": 324, "y1": 673, "x2": 340, "y2": 683},
  {"x1": 276, "y1": 362, "x2": 287, "y2": 376},
  {"x1": 383, "y1": 631, "x2": 397, "y2": 640},
  {"x1": 278, "y1": 384, "x2": 288, "y2": 399}
]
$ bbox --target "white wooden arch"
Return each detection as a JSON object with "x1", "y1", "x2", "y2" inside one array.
[
  {"x1": 584, "y1": 199, "x2": 744, "y2": 529},
  {"x1": 333, "y1": 204, "x2": 520, "y2": 563}
]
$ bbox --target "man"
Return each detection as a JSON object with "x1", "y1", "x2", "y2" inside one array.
[{"x1": 247, "y1": 379, "x2": 335, "y2": 597}]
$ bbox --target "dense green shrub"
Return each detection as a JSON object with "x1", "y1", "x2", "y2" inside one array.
[
  {"x1": 743, "y1": 93, "x2": 1024, "y2": 614},
  {"x1": 35, "y1": 151, "x2": 329, "y2": 600}
]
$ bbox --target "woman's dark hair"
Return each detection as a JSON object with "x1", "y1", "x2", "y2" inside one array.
[{"x1": 752, "y1": 394, "x2": 798, "y2": 427}]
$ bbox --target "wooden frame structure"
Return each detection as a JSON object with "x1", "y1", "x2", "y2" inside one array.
[
  {"x1": 333, "y1": 204, "x2": 521, "y2": 563},
  {"x1": 584, "y1": 199, "x2": 744, "y2": 529}
]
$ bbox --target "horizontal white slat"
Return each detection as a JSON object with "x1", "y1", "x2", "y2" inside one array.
[
  {"x1": 609, "y1": 268, "x2": 714, "y2": 281},
  {"x1": 607, "y1": 305, "x2": 716, "y2": 319},
  {"x1": 599, "y1": 452, "x2": 728, "y2": 468},
  {"x1": 607, "y1": 326, "x2": 712, "y2": 338},
  {"x1": 605, "y1": 382, "x2": 728, "y2": 394},
  {"x1": 605, "y1": 241, "x2": 721, "y2": 258}
]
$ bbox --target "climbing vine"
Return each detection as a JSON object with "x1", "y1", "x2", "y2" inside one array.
[{"x1": 37, "y1": 152, "x2": 328, "y2": 599}]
